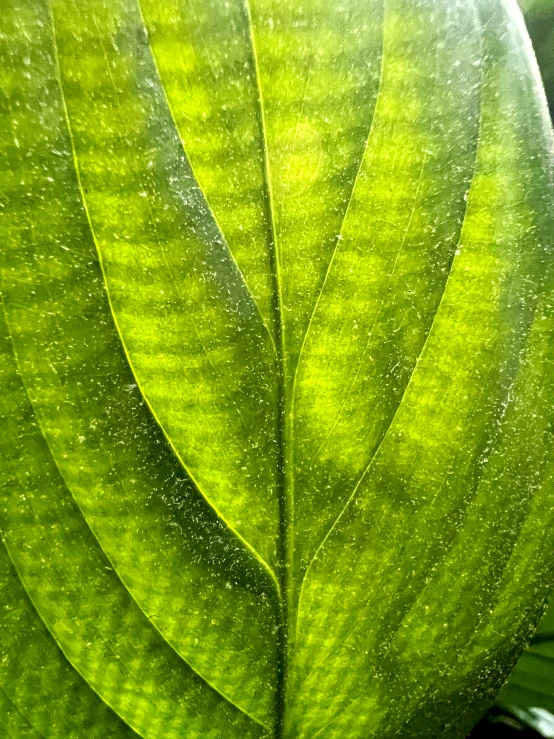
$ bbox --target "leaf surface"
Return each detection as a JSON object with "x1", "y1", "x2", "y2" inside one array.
[
  {"x1": 491, "y1": 4, "x2": 554, "y2": 734},
  {"x1": 1, "y1": 0, "x2": 554, "y2": 737}
]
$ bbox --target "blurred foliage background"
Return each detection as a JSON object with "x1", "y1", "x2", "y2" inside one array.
[
  {"x1": 469, "y1": 1, "x2": 554, "y2": 736},
  {"x1": 520, "y1": 0, "x2": 554, "y2": 121}
]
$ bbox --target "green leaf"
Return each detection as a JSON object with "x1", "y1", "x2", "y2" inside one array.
[
  {"x1": 0, "y1": 0, "x2": 553, "y2": 737},
  {"x1": 489, "y1": 4, "x2": 554, "y2": 735}
]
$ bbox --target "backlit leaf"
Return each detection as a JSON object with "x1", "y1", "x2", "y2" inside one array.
[{"x1": 1, "y1": 0, "x2": 553, "y2": 737}]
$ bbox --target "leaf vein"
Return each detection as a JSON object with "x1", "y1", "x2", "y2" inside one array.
[
  {"x1": 135, "y1": 0, "x2": 277, "y2": 356},
  {"x1": 0, "y1": 535, "x2": 142, "y2": 739},
  {"x1": 48, "y1": 0, "x2": 279, "y2": 596},
  {"x1": 296, "y1": 42, "x2": 485, "y2": 616},
  {"x1": 0, "y1": 678, "x2": 48, "y2": 739},
  {"x1": 290, "y1": 2, "x2": 386, "y2": 397},
  {"x1": 305, "y1": 153, "x2": 428, "y2": 471},
  {"x1": 242, "y1": 2, "x2": 289, "y2": 732},
  {"x1": 1, "y1": 284, "x2": 268, "y2": 735}
]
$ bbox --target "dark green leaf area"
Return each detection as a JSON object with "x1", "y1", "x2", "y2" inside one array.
[
  {"x1": 0, "y1": 0, "x2": 553, "y2": 737},
  {"x1": 0, "y1": 542, "x2": 140, "y2": 739}
]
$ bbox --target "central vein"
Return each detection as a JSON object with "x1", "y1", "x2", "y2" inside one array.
[{"x1": 242, "y1": 2, "x2": 293, "y2": 736}]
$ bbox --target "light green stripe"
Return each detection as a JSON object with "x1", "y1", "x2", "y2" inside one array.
[{"x1": 248, "y1": 0, "x2": 385, "y2": 373}]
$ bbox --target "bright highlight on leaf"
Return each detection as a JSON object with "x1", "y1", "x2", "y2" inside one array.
[{"x1": 0, "y1": 0, "x2": 553, "y2": 737}]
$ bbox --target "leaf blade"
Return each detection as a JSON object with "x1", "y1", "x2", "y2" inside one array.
[{"x1": 1, "y1": 0, "x2": 554, "y2": 736}]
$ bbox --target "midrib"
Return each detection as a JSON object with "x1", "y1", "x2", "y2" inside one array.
[{"x1": 241, "y1": 2, "x2": 293, "y2": 736}]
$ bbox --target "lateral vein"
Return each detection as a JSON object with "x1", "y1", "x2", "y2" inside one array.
[
  {"x1": 47, "y1": 0, "x2": 280, "y2": 599},
  {"x1": 0, "y1": 285, "x2": 269, "y2": 734},
  {"x1": 295, "y1": 30, "x2": 485, "y2": 617},
  {"x1": 135, "y1": 0, "x2": 277, "y2": 357},
  {"x1": 0, "y1": 679, "x2": 48, "y2": 739},
  {"x1": 291, "y1": 0, "x2": 386, "y2": 398}
]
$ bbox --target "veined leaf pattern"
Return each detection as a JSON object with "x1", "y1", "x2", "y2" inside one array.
[{"x1": 0, "y1": 0, "x2": 553, "y2": 737}]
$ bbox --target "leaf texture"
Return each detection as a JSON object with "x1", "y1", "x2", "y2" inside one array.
[{"x1": 0, "y1": 0, "x2": 554, "y2": 737}]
